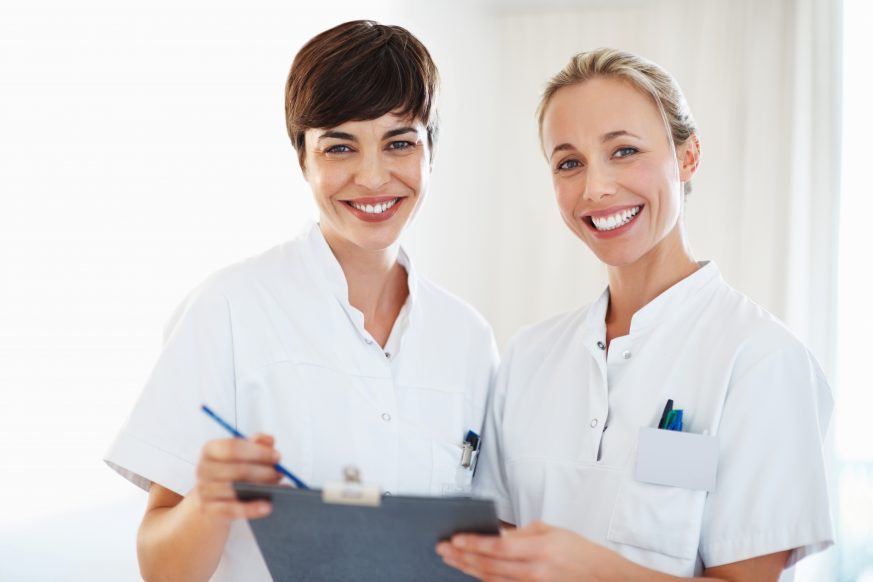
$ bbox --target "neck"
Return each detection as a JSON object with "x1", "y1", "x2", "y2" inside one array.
[
  {"x1": 605, "y1": 221, "x2": 698, "y2": 342},
  {"x1": 320, "y1": 224, "x2": 409, "y2": 344}
]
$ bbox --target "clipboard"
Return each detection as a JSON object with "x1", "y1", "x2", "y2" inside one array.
[{"x1": 234, "y1": 474, "x2": 499, "y2": 582}]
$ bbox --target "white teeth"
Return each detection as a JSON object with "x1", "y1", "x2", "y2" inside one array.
[
  {"x1": 590, "y1": 206, "x2": 640, "y2": 231},
  {"x1": 349, "y1": 198, "x2": 399, "y2": 214}
]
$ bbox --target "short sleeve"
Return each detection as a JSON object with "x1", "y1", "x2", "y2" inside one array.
[
  {"x1": 103, "y1": 280, "x2": 238, "y2": 496},
  {"x1": 699, "y1": 343, "x2": 834, "y2": 568},
  {"x1": 472, "y1": 338, "x2": 517, "y2": 524}
]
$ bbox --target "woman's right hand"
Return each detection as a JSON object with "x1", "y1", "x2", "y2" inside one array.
[{"x1": 192, "y1": 433, "x2": 283, "y2": 522}]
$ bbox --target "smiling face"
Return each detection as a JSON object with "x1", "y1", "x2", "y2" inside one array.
[
  {"x1": 541, "y1": 76, "x2": 698, "y2": 268},
  {"x1": 302, "y1": 113, "x2": 430, "y2": 253}
]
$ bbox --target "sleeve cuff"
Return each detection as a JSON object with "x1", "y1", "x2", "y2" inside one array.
[
  {"x1": 700, "y1": 521, "x2": 834, "y2": 568},
  {"x1": 103, "y1": 431, "x2": 197, "y2": 496}
]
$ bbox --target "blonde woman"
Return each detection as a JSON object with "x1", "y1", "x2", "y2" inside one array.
[{"x1": 438, "y1": 49, "x2": 833, "y2": 581}]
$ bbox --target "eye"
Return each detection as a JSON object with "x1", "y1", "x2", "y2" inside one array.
[
  {"x1": 324, "y1": 144, "x2": 353, "y2": 154},
  {"x1": 556, "y1": 158, "x2": 582, "y2": 172},
  {"x1": 387, "y1": 140, "x2": 416, "y2": 151},
  {"x1": 614, "y1": 146, "x2": 639, "y2": 158}
]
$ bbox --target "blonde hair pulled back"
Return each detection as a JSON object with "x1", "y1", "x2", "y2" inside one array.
[{"x1": 537, "y1": 48, "x2": 697, "y2": 193}]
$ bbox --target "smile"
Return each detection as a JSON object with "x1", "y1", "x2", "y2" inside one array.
[
  {"x1": 589, "y1": 205, "x2": 641, "y2": 231},
  {"x1": 345, "y1": 198, "x2": 400, "y2": 214}
]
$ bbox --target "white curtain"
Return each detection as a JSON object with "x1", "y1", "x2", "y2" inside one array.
[{"x1": 487, "y1": 1, "x2": 840, "y2": 576}]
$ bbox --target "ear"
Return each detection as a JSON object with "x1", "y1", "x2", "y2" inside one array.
[{"x1": 677, "y1": 133, "x2": 701, "y2": 182}]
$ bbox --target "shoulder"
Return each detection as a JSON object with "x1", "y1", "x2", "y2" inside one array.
[
  {"x1": 163, "y1": 238, "x2": 303, "y2": 336},
  {"x1": 506, "y1": 304, "x2": 591, "y2": 361},
  {"x1": 700, "y1": 278, "x2": 832, "y2": 422},
  {"x1": 703, "y1": 279, "x2": 813, "y2": 378}
]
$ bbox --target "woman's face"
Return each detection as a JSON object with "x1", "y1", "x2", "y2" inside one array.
[
  {"x1": 302, "y1": 113, "x2": 430, "y2": 253},
  {"x1": 541, "y1": 76, "x2": 697, "y2": 268}
]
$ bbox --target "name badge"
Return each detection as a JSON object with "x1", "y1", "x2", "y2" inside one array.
[{"x1": 635, "y1": 427, "x2": 719, "y2": 492}]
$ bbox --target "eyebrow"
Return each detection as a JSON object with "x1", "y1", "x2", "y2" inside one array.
[
  {"x1": 549, "y1": 130, "x2": 642, "y2": 160},
  {"x1": 317, "y1": 126, "x2": 420, "y2": 142},
  {"x1": 601, "y1": 130, "x2": 640, "y2": 143}
]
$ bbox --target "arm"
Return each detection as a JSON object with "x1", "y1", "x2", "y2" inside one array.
[
  {"x1": 437, "y1": 521, "x2": 789, "y2": 582},
  {"x1": 137, "y1": 434, "x2": 281, "y2": 582}
]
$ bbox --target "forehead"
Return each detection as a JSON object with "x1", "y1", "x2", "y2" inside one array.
[{"x1": 542, "y1": 77, "x2": 662, "y2": 149}]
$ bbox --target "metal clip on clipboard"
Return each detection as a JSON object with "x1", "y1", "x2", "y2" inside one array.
[{"x1": 321, "y1": 466, "x2": 382, "y2": 507}]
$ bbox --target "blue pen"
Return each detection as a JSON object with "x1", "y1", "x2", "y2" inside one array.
[{"x1": 201, "y1": 405, "x2": 308, "y2": 490}]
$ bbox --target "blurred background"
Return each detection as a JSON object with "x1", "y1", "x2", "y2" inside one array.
[{"x1": 1, "y1": 0, "x2": 869, "y2": 580}]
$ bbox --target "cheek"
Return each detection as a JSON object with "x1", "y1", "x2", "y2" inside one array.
[
  {"x1": 396, "y1": 155, "x2": 428, "y2": 192},
  {"x1": 622, "y1": 161, "x2": 659, "y2": 195},
  {"x1": 554, "y1": 181, "x2": 580, "y2": 220},
  {"x1": 307, "y1": 166, "x2": 341, "y2": 201}
]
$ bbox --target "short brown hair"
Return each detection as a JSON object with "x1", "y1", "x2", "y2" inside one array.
[{"x1": 285, "y1": 20, "x2": 440, "y2": 168}]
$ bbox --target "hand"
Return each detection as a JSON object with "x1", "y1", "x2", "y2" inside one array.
[
  {"x1": 192, "y1": 433, "x2": 283, "y2": 522},
  {"x1": 436, "y1": 521, "x2": 616, "y2": 582}
]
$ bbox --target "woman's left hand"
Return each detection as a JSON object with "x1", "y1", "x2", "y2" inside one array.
[{"x1": 436, "y1": 521, "x2": 615, "y2": 581}]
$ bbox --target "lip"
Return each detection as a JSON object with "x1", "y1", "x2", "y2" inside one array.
[
  {"x1": 581, "y1": 203, "x2": 642, "y2": 219},
  {"x1": 341, "y1": 196, "x2": 405, "y2": 223},
  {"x1": 581, "y1": 204, "x2": 643, "y2": 239}
]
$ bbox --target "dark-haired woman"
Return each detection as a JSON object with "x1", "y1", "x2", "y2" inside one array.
[{"x1": 105, "y1": 21, "x2": 497, "y2": 581}]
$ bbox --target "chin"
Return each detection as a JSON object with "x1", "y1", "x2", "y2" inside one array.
[
  {"x1": 350, "y1": 227, "x2": 405, "y2": 252},
  {"x1": 589, "y1": 246, "x2": 645, "y2": 268}
]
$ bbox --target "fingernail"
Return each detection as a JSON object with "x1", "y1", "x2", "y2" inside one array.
[
  {"x1": 259, "y1": 503, "x2": 271, "y2": 516},
  {"x1": 272, "y1": 451, "x2": 281, "y2": 462}
]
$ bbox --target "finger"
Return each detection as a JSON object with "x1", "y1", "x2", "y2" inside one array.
[
  {"x1": 202, "y1": 438, "x2": 280, "y2": 464},
  {"x1": 197, "y1": 460, "x2": 281, "y2": 484},
  {"x1": 501, "y1": 520, "x2": 551, "y2": 538},
  {"x1": 250, "y1": 433, "x2": 275, "y2": 447},
  {"x1": 449, "y1": 533, "x2": 540, "y2": 561},
  {"x1": 200, "y1": 499, "x2": 273, "y2": 521},
  {"x1": 440, "y1": 545, "x2": 534, "y2": 580},
  {"x1": 196, "y1": 480, "x2": 238, "y2": 503}
]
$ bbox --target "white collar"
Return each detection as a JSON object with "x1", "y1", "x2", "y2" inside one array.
[
  {"x1": 301, "y1": 222, "x2": 419, "y2": 336},
  {"x1": 582, "y1": 261, "x2": 722, "y2": 348}
]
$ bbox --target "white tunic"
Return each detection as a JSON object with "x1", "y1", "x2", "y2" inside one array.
[
  {"x1": 474, "y1": 262, "x2": 833, "y2": 578},
  {"x1": 105, "y1": 223, "x2": 498, "y2": 581}
]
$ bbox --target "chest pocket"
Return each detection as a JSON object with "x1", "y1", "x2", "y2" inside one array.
[
  {"x1": 606, "y1": 477, "x2": 706, "y2": 560},
  {"x1": 430, "y1": 439, "x2": 474, "y2": 495}
]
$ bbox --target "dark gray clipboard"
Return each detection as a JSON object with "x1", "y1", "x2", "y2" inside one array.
[{"x1": 234, "y1": 482, "x2": 499, "y2": 582}]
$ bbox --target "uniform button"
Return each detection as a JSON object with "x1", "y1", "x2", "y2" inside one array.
[
  {"x1": 384, "y1": 491, "x2": 392, "y2": 496},
  {"x1": 384, "y1": 352, "x2": 391, "y2": 359},
  {"x1": 365, "y1": 338, "x2": 373, "y2": 345},
  {"x1": 596, "y1": 341, "x2": 606, "y2": 350},
  {"x1": 623, "y1": 350, "x2": 632, "y2": 359},
  {"x1": 381, "y1": 412, "x2": 392, "y2": 422},
  {"x1": 590, "y1": 418, "x2": 598, "y2": 428}
]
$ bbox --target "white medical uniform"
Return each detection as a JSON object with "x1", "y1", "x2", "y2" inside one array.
[
  {"x1": 474, "y1": 261, "x2": 833, "y2": 579},
  {"x1": 105, "y1": 223, "x2": 498, "y2": 581}
]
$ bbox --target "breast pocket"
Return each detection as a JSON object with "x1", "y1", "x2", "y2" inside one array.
[
  {"x1": 606, "y1": 477, "x2": 706, "y2": 561},
  {"x1": 431, "y1": 439, "x2": 474, "y2": 496}
]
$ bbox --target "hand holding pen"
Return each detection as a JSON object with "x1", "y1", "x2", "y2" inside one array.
[{"x1": 193, "y1": 405, "x2": 306, "y2": 522}]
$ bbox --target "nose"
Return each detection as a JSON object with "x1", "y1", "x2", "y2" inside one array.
[
  {"x1": 582, "y1": 161, "x2": 617, "y2": 201},
  {"x1": 354, "y1": 150, "x2": 390, "y2": 191}
]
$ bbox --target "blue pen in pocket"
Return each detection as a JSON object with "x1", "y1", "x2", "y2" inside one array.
[{"x1": 667, "y1": 409, "x2": 684, "y2": 431}]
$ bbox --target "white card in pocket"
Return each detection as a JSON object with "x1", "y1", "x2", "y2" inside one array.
[{"x1": 635, "y1": 427, "x2": 719, "y2": 492}]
